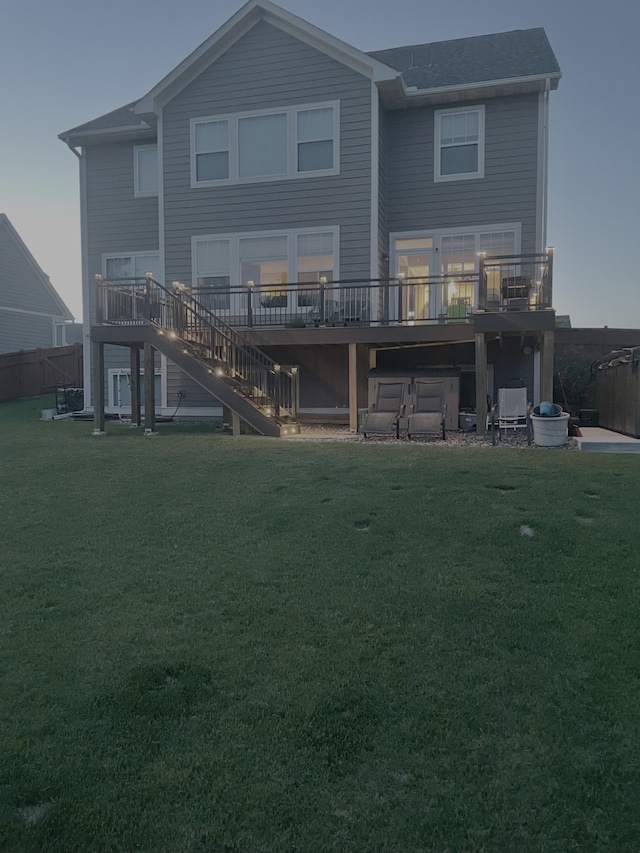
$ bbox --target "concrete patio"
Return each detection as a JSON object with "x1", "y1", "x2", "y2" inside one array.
[{"x1": 576, "y1": 427, "x2": 640, "y2": 454}]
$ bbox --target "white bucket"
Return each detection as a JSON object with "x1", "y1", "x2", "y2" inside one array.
[{"x1": 531, "y1": 412, "x2": 570, "y2": 447}]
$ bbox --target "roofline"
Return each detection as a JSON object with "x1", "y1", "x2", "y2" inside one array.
[
  {"x1": 58, "y1": 123, "x2": 156, "y2": 146},
  {"x1": 135, "y1": 0, "x2": 400, "y2": 115},
  {"x1": 404, "y1": 71, "x2": 562, "y2": 98},
  {"x1": 0, "y1": 214, "x2": 74, "y2": 321},
  {"x1": 377, "y1": 70, "x2": 561, "y2": 108}
]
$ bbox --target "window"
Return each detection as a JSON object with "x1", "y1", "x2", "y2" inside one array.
[
  {"x1": 434, "y1": 106, "x2": 484, "y2": 182},
  {"x1": 297, "y1": 108, "x2": 334, "y2": 172},
  {"x1": 195, "y1": 240, "x2": 230, "y2": 311},
  {"x1": 192, "y1": 228, "x2": 338, "y2": 313},
  {"x1": 109, "y1": 369, "x2": 162, "y2": 410},
  {"x1": 238, "y1": 114, "x2": 287, "y2": 178},
  {"x1": 191, "y1": 103, "x2": 338, "y2": 186},
  {"x1": 103, "y1": 253, "x2": 161, "y2": 281},
  {"x1": 296, "y1": 232, "x2": 334, "y2": 307},
  {"x1": 194, "y1": 120, "x2": 229, "y2": 181},
  {"x1": 134, "y1": 146, "x2": 158, "y2": 196}
]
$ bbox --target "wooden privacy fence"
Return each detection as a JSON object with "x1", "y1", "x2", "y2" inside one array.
[{"x1": 0, "y1": 343, "x2": 83, "y2": 403}]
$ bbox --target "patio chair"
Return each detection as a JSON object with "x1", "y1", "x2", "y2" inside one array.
[
  {"x1": 490, "y1": 386, "x2": 532, "y2": 445},
  {"x1": 407, "y1": 380, "x2": 446, "y2": 440},
  {"x1": 361, "y1": 381, "x2": 405, "y2": 438}
]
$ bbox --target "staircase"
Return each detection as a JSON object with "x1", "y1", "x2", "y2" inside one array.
[{"x1": 96, "y1": 275, "x2": 299, "y2": 437}]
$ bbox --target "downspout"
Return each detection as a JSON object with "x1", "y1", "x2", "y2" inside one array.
[{"x1": 541, "y1": 79, "x2": 550, "y2": 252}]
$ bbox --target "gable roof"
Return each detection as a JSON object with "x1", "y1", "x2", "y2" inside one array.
[
  {"x1": 368, "y1": 28, "x2": 561, "y2": 91},
  {"x1": 0, "y1": 214, "x2": 74, "y2": 321},
  {"x1": 59, "y1": 102, "x2": 155, "y2": 147},
  {"x1": 134, "y1": 0, "x2": 400, "y2": 117},
  {"x1": 60, "y1": 2, "x2": 561, "y2": 142}
]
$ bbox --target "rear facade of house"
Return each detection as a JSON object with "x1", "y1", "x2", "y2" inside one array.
[{"x1": 60, "y1": 0, "x2": 561, "y2": 434}]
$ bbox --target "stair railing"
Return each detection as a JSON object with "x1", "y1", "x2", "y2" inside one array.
[{"x1": 96, "y1": 274, "x2": 297, "y2": 422}]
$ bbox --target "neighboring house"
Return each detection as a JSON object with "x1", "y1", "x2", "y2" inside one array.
[
  {"x1": 59, "y1": 0, "x2": 561, "y2": 435},
  {"x1": 0, "y1": 214, "x2": 76, "y2": 354}
]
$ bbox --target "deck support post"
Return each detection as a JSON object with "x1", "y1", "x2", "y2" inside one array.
[
  {"x1": 144, "y1": 341, "x2": 156, "y2": 434},
  {"x1": 130, "y1": 346, "x2": 141, "y2": 428},
  {"x1": 475, "y1": 332, "x2": 488, "y2": 437},
  {"x1": 92, "y1": 341, "x2": 105, "y2": 435},
  {"x1": 539, "y1": 330, "x2": 555, "y2": 403},
  {"x1": 348, "y1": 342, "x2": 358, "y2": 432}
]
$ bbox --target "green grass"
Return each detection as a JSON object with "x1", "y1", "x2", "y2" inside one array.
[{"x1": 1, "y1": 396, "x2": 639, "y2": 852}]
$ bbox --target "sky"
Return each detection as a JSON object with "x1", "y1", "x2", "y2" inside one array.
[{"x1": 1, "y1": 0, "x2": 638, "y2": 327}]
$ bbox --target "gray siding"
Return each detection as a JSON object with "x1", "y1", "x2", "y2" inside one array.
[
  {"x1": 85, "y1": 141, "x2": 160, "y2": 382},
  {"x1": 85, "y1": 141, "x2": 159, "y2": 308},
  {"x1": 0, "y1": 226, "x2": 62, "y2": 316},
  {"x1": 162, "y1": 19, "x2": 373, "y2": 285},
  {"x1": 386, "y1": 94, "x2": 540, "y2": 251},
  {"x1": 0, "y1": 309, "x2": 54, "y2": 354},
  {"x1": 378, "y1": 102, "x2": 389, "y2": 278}
]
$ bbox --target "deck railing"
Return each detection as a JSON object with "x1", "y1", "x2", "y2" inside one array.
[
  {"x1": 95, "y1": 275, "x2": 298, "y2": 420},
  {"x1": 96, "y1": 255, "x2": 553, "y2": 335},
  {"x1": 478, "y1": 251, "x2": 554, "y2": 312}
]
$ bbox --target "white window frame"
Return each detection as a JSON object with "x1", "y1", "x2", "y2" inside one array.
[
  {"x1": 434, "y1": 105, "x2": 485, "y2": 183},
  {"x1": 134, "y1": 145, "x2": 158, "y2": 197},
  {"x1": 390, "y1": 223, "x2": 521, "y2": 311},
  {"x1": 190, "y1": 102, "x2": 340, "y2": 187},
  {"x1": 191, "y1": 227, "x2": 339, "y2": 312},
  {"x1": 102, "y1": 251, "x2": 161, "y2": 282},
  {"x1": 108, "y1": 368, "x2": 165, "y2": 411}
]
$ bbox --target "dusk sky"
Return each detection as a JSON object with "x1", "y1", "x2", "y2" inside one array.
[{"x1": 1, "y1": 0, "x2": 638, "y2": 327}]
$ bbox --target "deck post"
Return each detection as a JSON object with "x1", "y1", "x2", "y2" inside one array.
[
  {"x1": 130, "y1": 346, "x2": 141, "y2": 428},
  {"x1": 539, "y1": 330, "x2": 555, "y2": 403},
  {"x1": 349, "y1": 342, "x2": 358, "y2": 432},
  {"x1": 144, "y1": 341, "x2": 156, "y2": 434},
  {"x1": 475, "y1": 332, "x2": 488, "y2": 437},
  {"x1": 92, "y1": 341, "x2": 105, "y2": 435}
]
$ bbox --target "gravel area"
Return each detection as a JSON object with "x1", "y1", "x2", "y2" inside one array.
[{"x1": 286, "y1": 423, "x2": 577, "y2": 449}]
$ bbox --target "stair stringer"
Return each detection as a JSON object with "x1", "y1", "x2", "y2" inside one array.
[{"x1": 150, "y1": 327, "x2": 284, "y2": 437}]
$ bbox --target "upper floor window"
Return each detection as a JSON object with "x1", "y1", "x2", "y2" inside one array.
[
  {"x1": 103, "y1": 252, "x2": 161, "y2": 282},
  {"x1": 434, "y1": 106, "x2": 484, "y2": 182},
  {"x1": 191, "y1": 103, "x2": 339, "y2": 187},
  {"x1": 134, "y1": 145, "x2": 158, "y2": 196}
]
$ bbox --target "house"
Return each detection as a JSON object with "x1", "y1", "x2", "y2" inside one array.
[
  {"x1": 59, "y1": 0, "x2": 561, "y2": 436},
  {"x1": 0, "y1": 214, "x2": 76, "y2": 354}
]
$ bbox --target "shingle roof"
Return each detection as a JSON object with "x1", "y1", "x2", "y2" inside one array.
[
  {"x1": 61, "y1": 26, "x2": 560, "y2": 141},
  {"x1": 368, "y1": 28, "x2": 560, "y2": 90},
  {"x1": 60, "y1": 102, "x2": 153, "y2": 140}
]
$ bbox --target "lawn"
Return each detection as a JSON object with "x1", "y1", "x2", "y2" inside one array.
[{"x1": 1, "y1": 397, "x2": 639, "y2": 852}]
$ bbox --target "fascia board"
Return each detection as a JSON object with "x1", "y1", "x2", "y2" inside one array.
[
  {"x1": 402, "y1": 72, "x2": 562, "y2": 101},
  {"x1": 135, "y1": 0, "x2": 399, "y2": 115},
  {"x1": 58, "y1": 124, "x2": 156, "y2": 147},
  {"x1": 0, "y1": 216, "x2": 74, "y2": 320}
]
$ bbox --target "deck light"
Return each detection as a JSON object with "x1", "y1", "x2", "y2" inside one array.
[
  {"x1": 215, "y1": 367, "x2": 224, "y2": 377},
  {"x1": 170, "y1": 331, "x2": 178, "y2": 339},
  {"x1": 273, "y1": 363, "x2": 281, "y2": 373}
]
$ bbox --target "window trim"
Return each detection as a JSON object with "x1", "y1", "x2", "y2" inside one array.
[
  {"x1": 101, "y1": 251, "x2": 161, "y2": 282},
  {"x1": 190, "y1": 102, "x2": 340, "y2": 188},
  {"x1": 434, "y1": 105, "x2": 485, "y2": 183},
  {"x1": 134, "y1": 145, "x2": 158, "y2": 197},
  {"x1": 191, "y1": 226, "x2": 340, "y2": 308}
]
